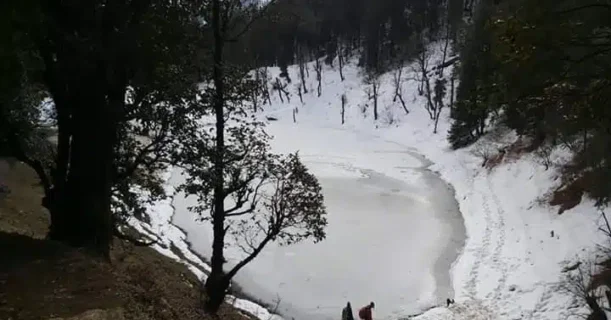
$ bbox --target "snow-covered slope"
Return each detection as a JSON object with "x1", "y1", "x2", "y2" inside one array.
[
  {"x1": 130, "y1": 45, "x2": 607, "y2": 320},
  {"x1": 244, "y1": 48, "x2": 607, "y2": 319}
]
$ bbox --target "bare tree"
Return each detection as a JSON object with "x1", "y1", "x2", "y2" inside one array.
[
  {"x1": 315, "y1": 58, "x2": 323, "y2": 97},
  {"x1": 449, "y1": 67, "x2": 456, "y2": 114},
  {"x1": 341, "y1": 94, "x2": 347, "y2": 125},
  {"x1": 259, "y1": 67, "x2": 272, "y2": 105},
  {"x1": 273, "y1": 77, "x2": 290, "y2": 103},
  {"x1": 297, "y1": 45, "x2": 308, "y2": 94},
  {"x1": 251, "y1": 69, "x2": 263, "y2": 112},
  {"x1": 415, "y1": 38, "x2": 429, "y2": 96},
  {"x1": 365, "y1": 72, "x2": 380, "y2": 121},
  {"x1": 438, "y1": 2, "x2": 453, "y2": 78},
  {"x1": 297, "y1": 85, "x2": 303, "y2": 104},
  {"x1": 392, "y1": 63, "x2": 409, "y2": 115},
  {"x1": 338, "y1": 40, "x2": 345, "y2": 81},
  {"x1": 433, "y1": 78, "x2": 448, "y2": 133},
  {"x1": 561, "y1": 262, "x2": 608, "y2": 320},
  {"x1": 411, "y1": 40, "x2": 447, "y2": 131}
]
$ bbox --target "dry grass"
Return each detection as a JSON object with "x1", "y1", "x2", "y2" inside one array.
[
  {"x1": 548, "y1": 170, "x2": 597, "y2": 215},
  {"x1": 0, "y1": 158, "x2": 251, "y2": 320}
]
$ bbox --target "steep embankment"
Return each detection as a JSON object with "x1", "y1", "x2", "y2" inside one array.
[{"x1": 0, "y1": 159, "x2": 252, "y2": 320}]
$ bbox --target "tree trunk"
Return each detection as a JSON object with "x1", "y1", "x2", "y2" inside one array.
[
  {"x1": 434, "y1": 107, "x2": 442, "y2": 134},
  {"x1": 252, "y1": 90, "x2": 258, "y2": 112},
  {"x1": 206, "y1": 0, "x2": 229, "y2": 314},
  {"x1": 299, "y1": 59, "x2": 308, "y2": 94},
  {"x1": 341, "y1": 95, "x2": 346, "y2": 125},
  {"x1": 338, "y1": 41, "x2": 345, "y2": 81},
  {"x1": 315, "y1": 59, "x2": 322, "y2": 97},
  {"x1": 450, "y1": 74, "x2": 455, "y2": 115},
  {"x1": 48, "y1": 94, "x2": 115, "y2": 257},
  {"x1": 204, "y1": 272, "x2": 230, "y2": 313},
  {"x1": 373, "y1": 83, "x2": 378, "y2": 121},
  {"x1": 46, "y1": 101, "x2": 72, "y2": 240},
  {"x1": 397, "y1": 92, "x2": 409, "y2": 115}
]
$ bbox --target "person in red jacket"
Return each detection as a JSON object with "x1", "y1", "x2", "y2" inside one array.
[{"x1": 358, "y1": 302, "x2": 375, "y2": 320}]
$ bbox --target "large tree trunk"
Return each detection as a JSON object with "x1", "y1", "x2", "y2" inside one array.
[
  {"x1": 48, "y1": 93, "x2": 115, "y2": 257},
  {"x1": 205, "y1": 0, "x2": 230, "y2": 313},
  {"x1": 46, "y1": 99, "x2": 72, "y2": 241}
]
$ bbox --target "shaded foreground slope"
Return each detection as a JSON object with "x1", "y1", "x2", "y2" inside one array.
[{"x1": 0, "y1": 158, "x2": 251, "y2": 320}]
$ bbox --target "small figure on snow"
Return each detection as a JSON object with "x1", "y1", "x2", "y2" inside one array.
[
  {"x1": 342, "y1": 302, "x2": 355, "y2": 320},
  {"x1": 446, "y1": 298, "x2": 455, "y2": 307},
  {"x1": 358, "y1": 302, "x2": 375, "y2": 320}
]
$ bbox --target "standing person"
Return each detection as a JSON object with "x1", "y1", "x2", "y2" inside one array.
[
  {"x1": 342, "y1": 302, "x2": 355, "y2": 320},
  {"x1": 358, "y1": 302, "x2": 375, "y2": 320}
]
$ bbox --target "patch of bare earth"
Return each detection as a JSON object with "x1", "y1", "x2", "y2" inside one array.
[{"x1": 0, "y1": 159, "x2": 251, "y2": 320}]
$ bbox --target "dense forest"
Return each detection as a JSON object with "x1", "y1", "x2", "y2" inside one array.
[
  {"x1": 2, "y1": 0, "x2": 611, "y2": 318},
  {"x1": 450, "y1": 0, "x2": 611, "y2": 209},
  {"x1": 225, "y1": 0, "x2": 469, "y2": 73}
]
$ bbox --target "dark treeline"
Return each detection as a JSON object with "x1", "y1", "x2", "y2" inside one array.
[{"x1": 228, "y1": 0, "x2": 471, "y2": 73}]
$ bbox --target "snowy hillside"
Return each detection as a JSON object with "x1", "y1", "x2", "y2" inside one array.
[{"x1": 129, "y1": 45, "x2": 608, "y2": 320}]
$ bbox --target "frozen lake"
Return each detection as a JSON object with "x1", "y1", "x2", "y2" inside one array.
[{"x1": 171, "y1": 122, "x2": 465, "y2": 320}]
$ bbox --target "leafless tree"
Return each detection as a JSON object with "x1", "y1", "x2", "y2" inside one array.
[
  {"x1": 410, "y1": 39, "x2": 448, "y2": 132},
  {"x1": 259, "y1": 67, "x2": 272, "y2": 105},
  {"x1": 297, "y1": 46, "x2": 308, "y2": 94},
  {"x1": 415, "y1": 37, "x2": 430, "y2": 96},
  {"x1": 341, "y1": 94, "x2": 347, "y2": 125},
  {"x1": 338, "y1": 40, "x2": 345, "y2": 81},
  {"x1": 251, "y1": 69, "x2": 264, "y2": 112},
  {"x1": 273, "y1": 77, "x2": 290, "y2": 103},
  {"x1": 432, "y1": 77, "x2": 447, "y2": 133},
  {"x1": 297, "y1": 85, "x2": 303, "y2": 104},
  {"x1": 449, "y1": 67, "x2": 456, "y2": 114},
  {"x1": 315, "y1": 58, "x2": 323, "y2": 97},
  {"x1": 392, "y1": 63, "x2": 409, "y2": 115},
  {"x1": 561, "y1": 262, "x2": 608, "y2": 320},
  {"x1": 365, "y1": 72, "x2": 380, "y2": 121},
  {"x1": 438, "y1": 3, "x2": 453, "y2": 78}
]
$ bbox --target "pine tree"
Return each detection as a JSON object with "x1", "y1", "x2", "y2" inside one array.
[{"x1": 448, "y1": 1, "x2": 497, "y2": 149}]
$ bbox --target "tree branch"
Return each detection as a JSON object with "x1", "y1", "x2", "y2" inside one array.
[
  {"x1": 226, "y1": 231, "x2": 273, "y2": 280},
  {"x1": 115, "y1": 125, "x2": 169, "y2": 182}
]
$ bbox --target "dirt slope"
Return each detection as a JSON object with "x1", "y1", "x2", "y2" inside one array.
[{"x1": 0, "y1": 159, "x2": 250, "y2": 320}]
